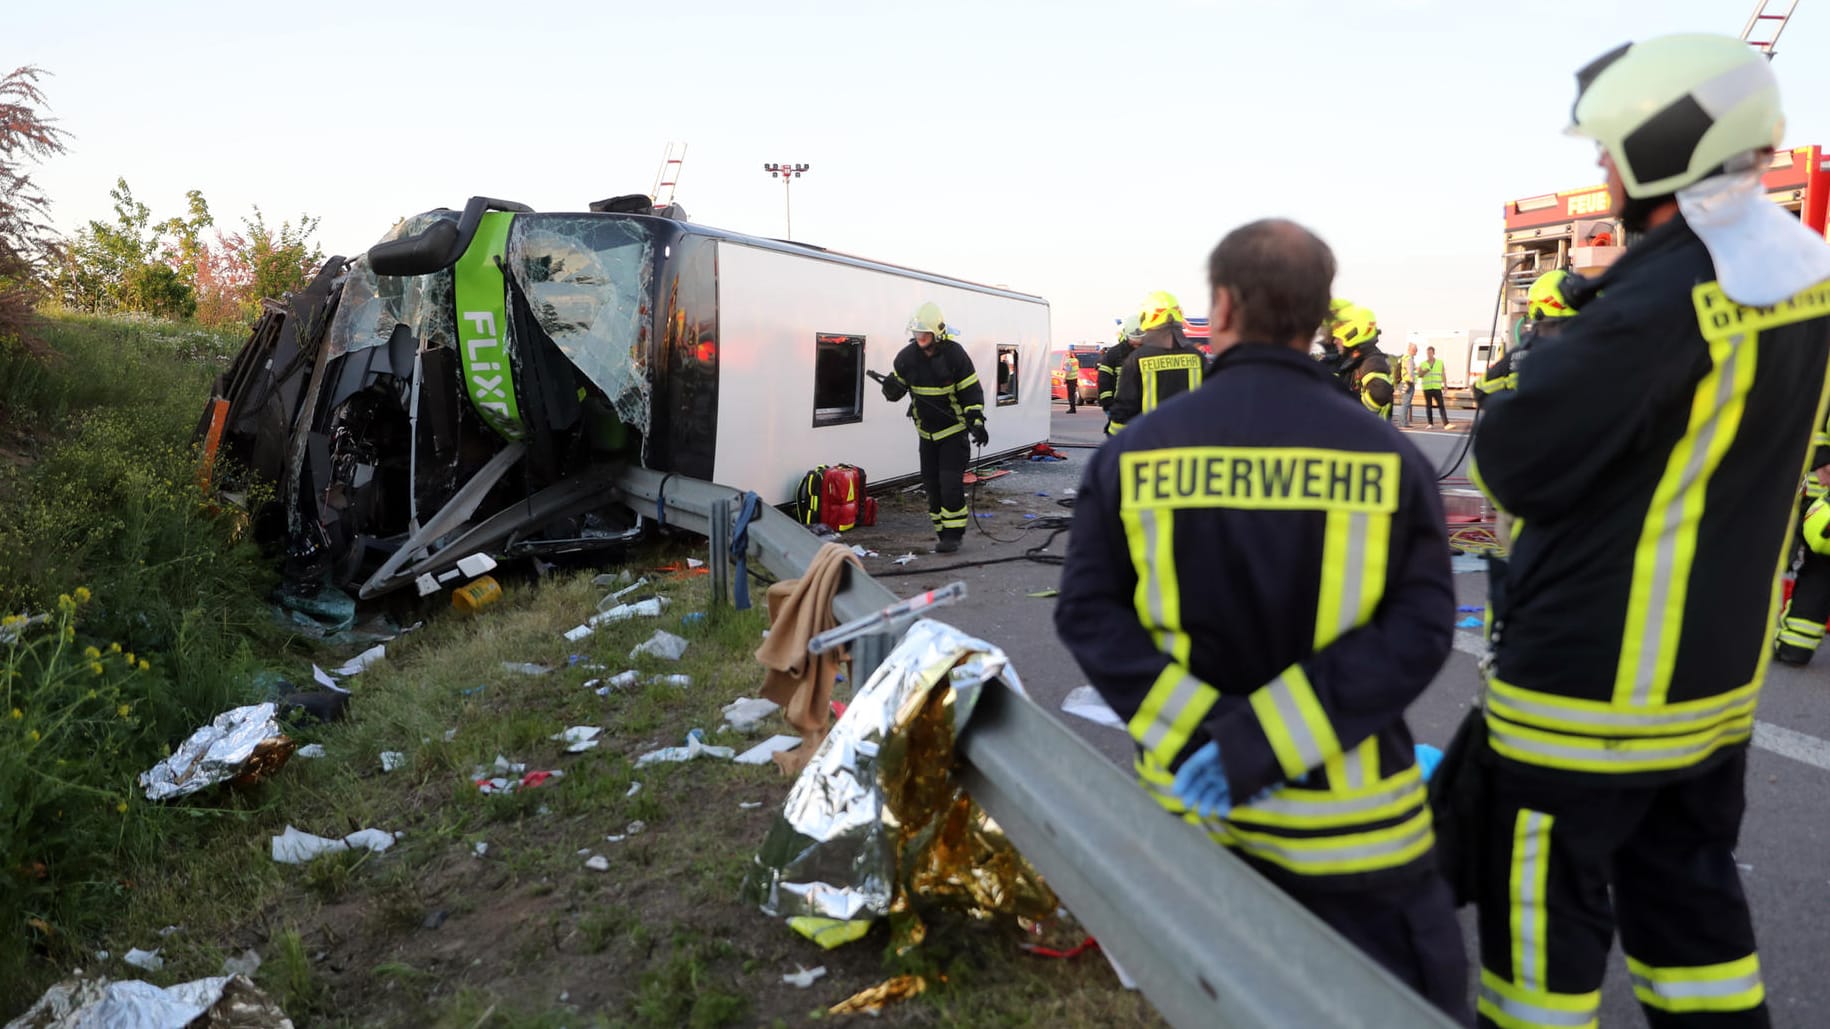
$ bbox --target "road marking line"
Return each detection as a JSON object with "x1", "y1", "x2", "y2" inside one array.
[{"x1": 1451, "y1": 631, "x2": 1830, "y2": 774}]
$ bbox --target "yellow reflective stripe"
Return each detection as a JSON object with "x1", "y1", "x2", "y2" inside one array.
[
  {"x1": 1248, "y1": 665, "x2": 1341, "y2": 779},
  {"x1": 1627, "y1": 954, "x2": 1764, "y2": 1014},
  {"x1": 1485, "y1": 710, "x2": 1753, "y2": 773},
  {"x1": 955, "y1": 373, "x2": 979, "y2": 390},
  {"x1": 1127, "y1": 666, "x2": 1220, "y2": 766},
  {"x1": 1616, "y1": 331, "x2": 1755, "y2": 706},
  {"x1": 1121, "y1": 499, "x2": 1190, "y2": 664},
  {"x1": 1226, "y1": 763, "x2": 1424, "y2": 831},
  {"x1": 909, "y1": 384, "x2": 952, "y2": 395},
  {"x1": 1322, "y1": 735, "x2": 1376, "y2": 791},
  {"x1": 917, "y1": 422, "x2": 965, "y2": 441},
  {"x1": 1217, "y1": 807, "x2": 1433, "y2": 876},
  {"x1": 1478, "y1": 970, "x2": 1599, "y2": 1029},
  {"x1": 1314, "y1": 509, "x2": 1389, "y2": 649},
  {"x1": 1486, "y1": 677, "x2": 1759, "y2": 737},
  {"x1": 1508, "y1": 810, "x2": 1553, "y2": 993},
  {"x1": 1693, "y1": 279, "x2": 1830, "y2": 342}
]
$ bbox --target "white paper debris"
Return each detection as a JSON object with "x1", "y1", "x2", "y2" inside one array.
[
  {"x1": 625, "y1": 820, "x2": 647, "y2": 835},
  {"x1": 380, "y1": 751, "x2": 406, "y2": 773},
  {"x1": 221, "y1": 949, "x2": 262, "y2": 977},
  {"x1": 158, "y1": 925, "x2": 181, "y2": 938},
  {"x1": 735, "y1": 735, "x2": 803, "y2": 766},
  {"x1": 311, "y1": 664, "x2": 345, "y2": 692},
  {"x1": 563, "y1": 624, "x2": 594, "y2": 643},
  {"x1": 568, "y1": 598, "x2": 669, "y2": 640},
  {"x1": 296, "y1": 744, "x2": 326, "y2": 759},
  {"x1": 625, "y1": 781, "x2": 642, "y2": 798},
  {"x1": 442, "y1": 728, "x2": 457, "y2": 743},
  {"x1": 594, "y1": 569, "x2": 634, "y2": 587},
  {"x1": 123, "y1": 948, "x2": 164, "y2": 971},
  {"x1": 687, "y1": 557, "x2": 705, "y2": 569},
  {"x1": 634, "y1": 731, "x2": 733, "y2": 767},
  {"x1": 270, "y1": 825, "x2": 400, "y2": 864},
  {"x1": 652, "y1": 673, "x2": 692, "y2": 687},
  {"x1": 894, "y1": 553, "x2": 917, "y2": 566},
  {"x1": 437, "y1": 569, "x2": 463, "y2": 584},
  {"x1": 739, "y1": 801, "x2": 763, "y2": 810},
  {"x1": 501, "y1": 661, "x2": 550, "y2": 676},
  {"x1": 415, "y1": 573, "x2": 441, "y2": 597},
  {"x1": 550, "y1": 726, "x2": 604, "y2": 753},
  {"x1": 1061, "y1": 685, "x2": 1127, "y2": 731},
  {"x1": 722, "y1": 696, "x2": 781, "y2": 732},
  {"x1": 457, "y1": 552, "x2": 498, "y2": 578},
  {"x1": 473, "y1": 841, "x2": 489, "y2": 858},
  {"x1": 333, "y1": 644, "x2": 386, "y2": 677},
  {"x1": 584, "y1": 854, "x2": 610, "y2": 872},
  {"x1": 493, "y1": 754, "x2": 526, "y2": 775},
  {"x1": 783, "y1": 965, "x2": 827, "y2": 988},
  {"x1": 630, "y1": 629, "x2": 689, "y2": 661}
]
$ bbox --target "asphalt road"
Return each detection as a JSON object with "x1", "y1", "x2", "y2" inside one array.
[{"x1": 846, "y1": 401, "x2": 1830, "y2": 1027}]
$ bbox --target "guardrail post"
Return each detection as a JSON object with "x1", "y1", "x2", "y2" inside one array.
[{"x1": 708, "y1": 495, "x2": 731, "y2": 608}]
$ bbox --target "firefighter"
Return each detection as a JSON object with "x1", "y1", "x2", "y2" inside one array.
[
  {"x1": 879, "y1": 301, "x2": 988, "y2": 554},
  {"x1": 1097, "y1": 314, "x2": 1144, "y2": 434},
  {"x1": 1056, "y1": 219, "x2": 1469, "y2": 1021},
  {"x1": 1474, "y1": 269, "x2": 1586, "y2": 407},
  {"x1": 1106, "y1": 291, "x2": 1205, "y2": 433},
  {"x1": 1330, "y1": 301, "x2": 1395, "y2": 419},
  {"x1": 1774, "y1": 415, "x2": 1830, "y2": 666},
  {"x1": 1466, "y1": 34, "x2": 1830, "y2": 1028}
]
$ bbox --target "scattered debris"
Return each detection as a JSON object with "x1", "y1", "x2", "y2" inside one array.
[
  {"x1": 594, "y1": 569, "x2": 635, "y2": 587},
  {"x1": 584, "y1": 855, "x2": 610, "y2": 872},
  {"x1": 472, "y1": 765, "x2": 564, "y2": 795},
  {"x1": 604, "y1": 833, "x2": 628, "y2": 844},
  {"x1": 625, "y1": 781, "x2": 642, "y2": 798},
  {"x1": 829, "y1": 975, "x2": 929, "y2": 1015},
  {"x1": 457, "y1": 552, "x2": 498, "y2": 578},
  {"x1": 1455, "y1": 615, "x2": 1484, "y2": 629},
  {"x1": 893, "y1": 554, "x2": 917, "y2": 566},
  {"x1": 500, "y1": 661, "x2": 551, "y2": 676},
  {"x1": 296, "y1": 744, "x2": 327, "y2": 759},
  {"x1": 634, "y1": 728, "x2": 734, "y2": 767},
  {"x1": 783, "y1": 965, "x2": 828, "y2": 988},
  {"x1": 589, "y1": 670, "x2": 643, "y2": 695},
  {"x1": 598, "y1": 576, "x2": 650, "y2": 608},
  {"x1": 631, "y1": 629, "x2": 689, "y2": 661},
  {"x1": 739, "y1": 801, "x2": 764, "y2": 810},
  {"x1": 550, "y1": 726, "x2": 604, "y2": 753},
  {"x1": 625, "y1": 820, "x2": 647, "y2": 835},
  {"x1": 735, "y1": 735, "x2": 803, "y2": 766},
  {"x1": 1457, "y1": 604, "x2": 1485, "y2": 613},
  {"x1": 567, "y1": 598, "x2": 668, "y2": 640},
  {"x1": 271, "y1": 825, "x2": 400, "y2": 864},
  {"x1": 221, "y1": 949, "x2": 262, "y2": 977},
  {"x1": 680, "y1": 611, "x2": 706, "y2": 627},
  {"x1": 722, "y1": 696, "x2": 782, "y2": 733},
  {"x1": 310, "y1": 665, "x2": 348, "y2": 694},
  {"x1": 333, "y1": 644, "x2": 387, "y2": 677},
  {"x1": 123, "y1": 948, "x2": 164, "y2": 972},
  {"x1": 1060, "y1": 686, "x2": 1127, "y2": 731},
  {"x1": 687, "y1": 557, "x2": 705, "y2": 569},
  {"x1": 415, "y1": 573, "x2": 442, "y2": 597},
  {"x1": 452, "y1": 575, "x2": 504, "y2": 614},
  {"x1": 473, "y1": 841, "x2": 489, "y2": 858},
  {"x1": 1027, "y1": 588, "x2": 1060, "y2": 598},
  {"x1": 140, "y1": 702, "x2": 296, "y2": 801},
  {"x1": 998, "y1": 498, "x2": 1018, "y2": 505},
  {"x1": 380, "y1": 751, "x2": 406, "y2": 773},
  {"x1": 6, "y1": 973, "x2": 290, "y2": 1029}
]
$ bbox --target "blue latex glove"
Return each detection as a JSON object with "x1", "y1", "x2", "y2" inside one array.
[
  {"x1": 1415, "y1": 743, "x2": 1444, "y2": 783},
  {"x1": 1171, "y1": 740, "x2": 1233, "y2": 820}
]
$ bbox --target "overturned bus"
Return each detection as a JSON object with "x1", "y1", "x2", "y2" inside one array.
[{"x1": 200, "y1": 196, "x2": 1052, "y2": 599}]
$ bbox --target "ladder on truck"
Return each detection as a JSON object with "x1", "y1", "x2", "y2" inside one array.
[
  {"x1": 1742, "y1": 0, "x2": 1801, "y2": 58},
  {"x1": 651, "y1": 142, "x2": 688, "y2": 208}
]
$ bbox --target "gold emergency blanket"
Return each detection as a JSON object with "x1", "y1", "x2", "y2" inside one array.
[{"x1": 743, "y1": 619, "x2": 1056, "y2": 951}]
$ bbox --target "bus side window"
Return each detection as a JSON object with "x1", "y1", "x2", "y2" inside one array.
[{"x1": 997, "y1": 345, "x2": 1019, "y2": 406}]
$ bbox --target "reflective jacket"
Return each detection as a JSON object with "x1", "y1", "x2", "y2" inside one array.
[
  {"x1": 1056, "y1": 343, "x2": 1454, "y2": 889},
  {"x1": 1108, "y1": 324, "x2": 1204, "y2": 432},
  {"x1": 1472, "y1": 215, "x2": 1830, "y2": 783},
  {"x1": 1417, "y1": 358, "x2": 1445, "y2": 391},
  {"x1": 1097, "y1": 339, "x2": 1137, "y2": 410},
  {"x1": 882, "y1": 338, "x2": 986, "y2": 441}
]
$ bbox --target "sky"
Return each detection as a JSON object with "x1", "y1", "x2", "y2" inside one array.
[{"x1": 12, "y1": 0, "x2": 1828, "y2": 347}]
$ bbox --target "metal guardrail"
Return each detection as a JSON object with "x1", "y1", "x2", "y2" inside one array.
[{"x1": 610, "y1": 465, "x2": 1457, "y2": 1029}]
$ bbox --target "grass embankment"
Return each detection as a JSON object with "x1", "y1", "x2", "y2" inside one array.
[{"x1": 0, "y1": 314, "x2": 1156, "y2": 1027}]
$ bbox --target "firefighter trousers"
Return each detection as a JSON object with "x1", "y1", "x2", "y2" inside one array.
[
  {"x1": 1475, "y1": 751, "x2": 1767, "y2": 1028},
  {"x1": 1282, "y1": 872, "x2": 1472, "y2": 1024},
  {"x1": 919, "y1": 434, "x2": 969, "y2": 542},
  {"x1": 1777, "y1": 533, "x2": 1830, "y2": 663}
]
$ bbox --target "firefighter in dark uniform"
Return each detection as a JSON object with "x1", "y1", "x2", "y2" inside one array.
[
  {"x1": 1056, "y1": 219, "x2": 1469, "y2": 1022},
  {"x1": 1097, "y1": 314, "x2": 1143, "y2": 435},
  {"x1": 1329, "y1": 301, "x2": 1395, "y2": 419},
  {"x1": 1474, "y1": 269, "x2": 1586, "y2": 408},
  {"x1": 1107, "y1": 291, "x2": 1205, "y2": 433},
  {"x1": 879, "y1": 301, "x2": 987, "y2": 554},
  {"x1": 1467, "y1": 35, "x2": 1830, "y2": 1027},
  {"x1": 1774, "y1": 413, "x2": 1830, "y2": 666}
]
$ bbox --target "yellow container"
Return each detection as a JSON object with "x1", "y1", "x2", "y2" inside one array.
[{"x1": 452, "y1": 575, "x2": 503, "y2": 614}]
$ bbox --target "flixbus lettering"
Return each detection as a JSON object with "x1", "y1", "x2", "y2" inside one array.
[{"x1": 1119, "y1": 447, "x2": 1400, "y2": 513}]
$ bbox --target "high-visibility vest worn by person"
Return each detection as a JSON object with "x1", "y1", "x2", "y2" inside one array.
[
  {"x1": 1055, "y1": 343, "x2": 1455, "y2": 887},
  {"x1": 1417, "y1": 358, "x2": 1445, "y2": 391},
  {"x1": 1472, "y1": 214, "x2": 1830, "y2": 781},
  {"x1": 1106, "y1": 323, "x2": 1204, "y2": 432},
  {"x1": 882, "y1": 338, "x2": 986, "y2": 441}
]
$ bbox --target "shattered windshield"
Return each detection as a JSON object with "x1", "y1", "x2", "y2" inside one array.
[
  {"x1": 508, "y1": 216, "x2": 655, "y2": 434},
  {"x1": 326, "y1": 211, "x2": 459, "y2": 358}
]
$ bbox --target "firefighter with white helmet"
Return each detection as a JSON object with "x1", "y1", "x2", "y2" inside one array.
[
  {"x1": 1462, "y1": 34, "x2": 1830, "y2": 1027},
  {"x1": 1107, "y1": 291, "x2": 1205, "y2": 432},
  {"x1": 878, "y1": 301, "x2": 987, "y2": 553},
  {"x1": 1096, "y1": 313, "x2": 1144, "y2": 433}
]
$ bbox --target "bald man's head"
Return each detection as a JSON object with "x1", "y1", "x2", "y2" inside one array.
[{"x1": 1207, "y1": 219, "x2": 1336, "y2": 349}]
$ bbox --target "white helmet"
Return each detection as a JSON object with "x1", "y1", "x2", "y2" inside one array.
[{"x1": 1569, "y1": 34, "x2": 1783, "y2": 199}]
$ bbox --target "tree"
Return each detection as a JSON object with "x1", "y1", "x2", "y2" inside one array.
[
  {"x1": 0, "y1": 66, "x2": 70, "y2": 344},
  {"x1": 242, "y1": 207, "x2": 322, "y2": 307}
]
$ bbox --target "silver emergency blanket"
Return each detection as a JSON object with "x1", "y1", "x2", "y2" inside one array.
[
  {"x1": 743, "y1": 619, "x2": 1055, "y2": 952},
  {"x1": 139, "y1": 703, "x2": 294, "y2": 802},
  {"x1": 3, "y1": 973, "x2": 292, "y2": 1029}
]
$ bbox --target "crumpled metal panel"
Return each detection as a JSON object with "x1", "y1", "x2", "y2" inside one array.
[
  {"x1": 745, "y1": 619, "x2": 1055, "y2": 948},
  {"x1": 2, "y1": 973, "x2": 293, "y2": 1029},
  {"x1": 506, "y1": 215, "x2": 654, "y2": 435},
  {"x1": 325, "y1": 212, "x2": 458, "y2": 359},
  {"x1": 138, "y1": 703, "x2": 294, "y2": 802}
]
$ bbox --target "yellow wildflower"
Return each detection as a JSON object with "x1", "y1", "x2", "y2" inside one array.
[
  {"x1": 27, "y1": 730, "x2": 40, "y2": 742},
  {"x1": 88, "y1": 662, "x2": 103, "y2": 676},
  {"x1": 9, "y1": 708, "x2": 20, "y2": 720},
  {"x1": 117, "y1": 704, "x2": 131, "y2": 718},
  {"x1": 116, "y1": 801, "x2": 128, "y2": 814},
  {"x1": 62, "y1": 627, "x2": 75, "y2": 643},
  {"x1": 138, "y1": 660, "x2": 149, "y2": 672},
  {"x1": 74, "y1": 587, "x2": 92, "y2": 604},
  {"x1": 125, "y1": 652, "x2": 135, "y2": 666},
  {"x1": 83, "y1": 646, "x2": 101, "y2": 660},
  {"x1": 108, "y1": 642, "x2": 121, "y2": 654},
  {"x1": 57, "y1": 593, "x2": 74, "y2": 612}
]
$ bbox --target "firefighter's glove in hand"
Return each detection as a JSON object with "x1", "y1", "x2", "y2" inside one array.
[
  {"x1": 880, "y1": 375, "x2": 907, "y2": 402},
  {"x1": 1171, "y1": 740, "x2": 1232, "y2": 819},
  {"x1": 1414, "y1": 743, "x2": 1444, "y2": 784},
  {"x1": 969, "y1": 421, "x2": 989, "y2": 448}
]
